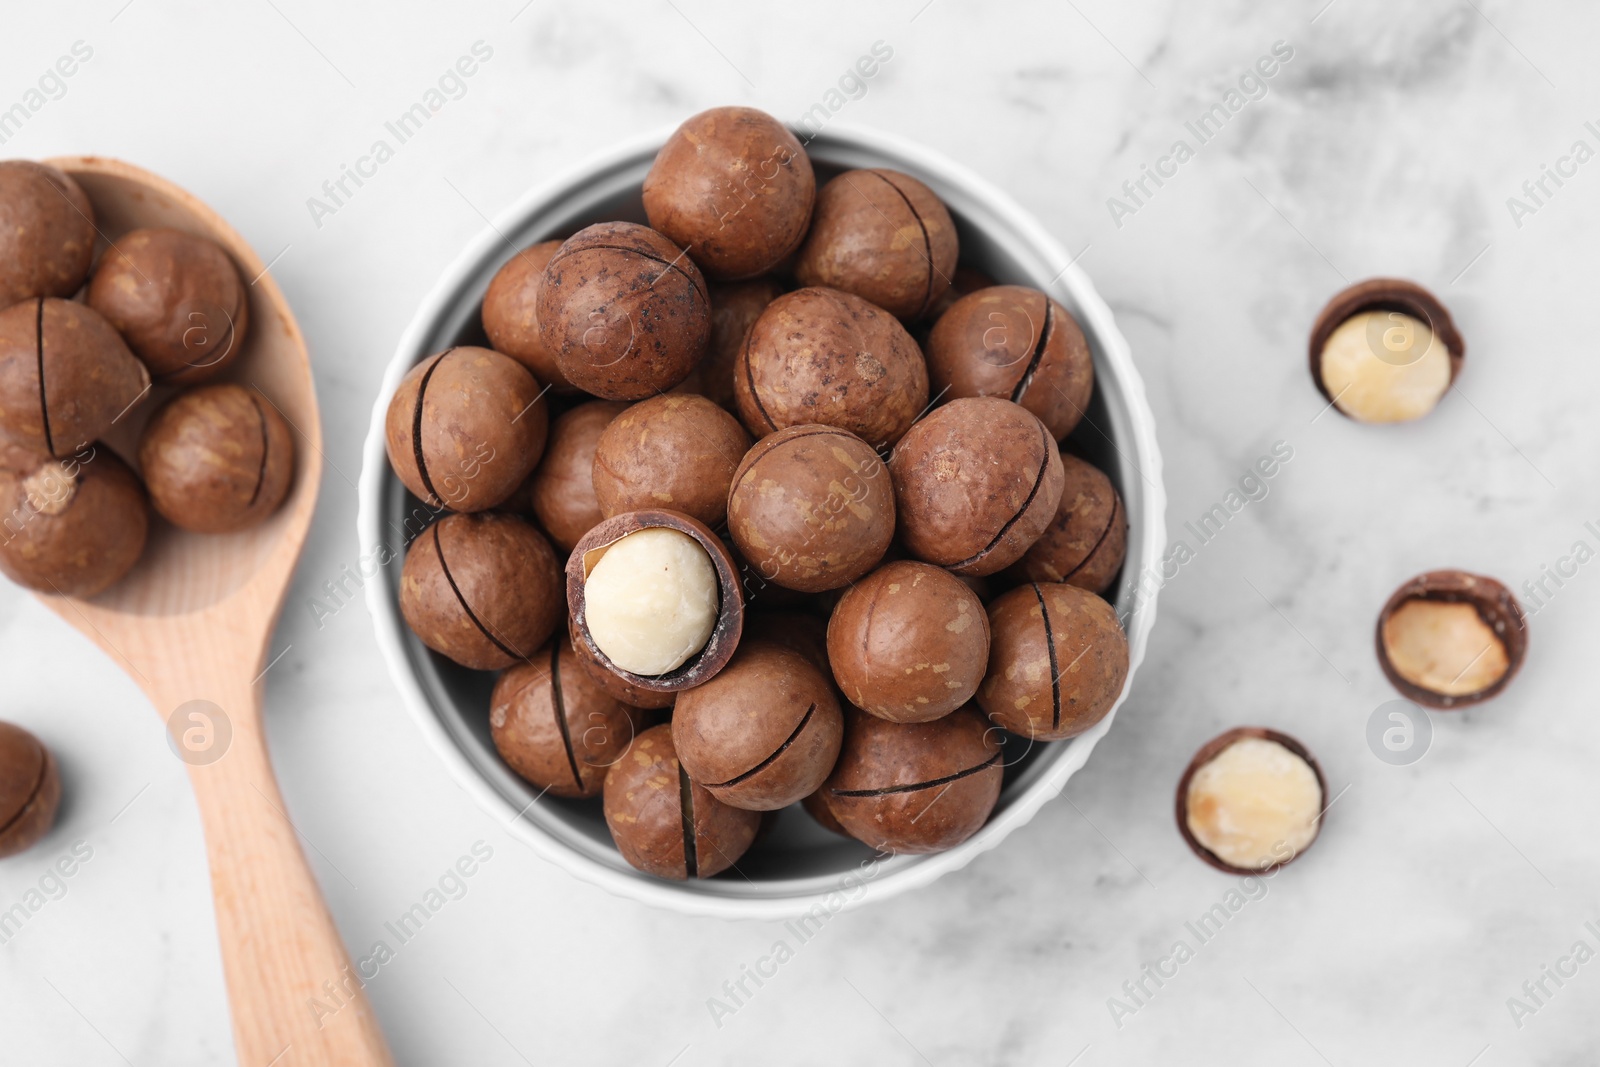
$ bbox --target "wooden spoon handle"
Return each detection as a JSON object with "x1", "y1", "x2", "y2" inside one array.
[{"x1": 169, "y1": 672, "x2": 393, "y2": 1067}]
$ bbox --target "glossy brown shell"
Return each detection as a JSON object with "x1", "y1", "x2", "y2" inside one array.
[
  {"x1": 592, "y1": 393, "x2": 751, "y2": 529},
  {"x1": 642, "y1": 107, "x2": 815, "y2": 281},
  {"x1": 86, "y1": 227, "x2": 250, "y2": 383},
  {"x1": 1374, "y1": 570, "x2": 1527, "y2": 710},
  {"x1": 0, "y1": 720, "x2": 61, "y2": 858},
  {"x1": 1010, "y1": 453, "x2": 1126, "y2": 594},
  {"x1": 0, "y1": 448, "x2": 148, "y2": 598},
  {"x1": 1308, "y1": 278, "x2": 1464, "y2": 408},
  {"x1": 526, "y1": 400, "x2": 627, "y2": 552},
  {"x1": 138, "y1": 384, "x2": 294, "y2": 533},
  {"x1": 398, "y1": 512, "x2": 563, "y2": 671},
  {"x1": 0, "y1": 161, "x2": 96, "y2": 309},
  {"x1": 1175, "y1": 727, "x2": 1327, "y2": 876},
  {"x1": 567, "y1": 615, "x2": 678, "y2": 710},
  {"x1": 888, "y1": 396, "x2": 1064, "y2": 576},
  {"x1": 794, "y1": 169, "x2": 958, "y2": 320}
]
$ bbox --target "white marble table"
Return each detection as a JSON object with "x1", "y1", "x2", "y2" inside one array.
[{"x1": 3, "y1": 1, "x2": 1597, "y2": 1063}]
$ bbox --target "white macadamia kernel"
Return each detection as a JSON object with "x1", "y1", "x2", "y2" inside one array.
[
  {"x1": 1186, "y1": 737, "x2": 1321, "y2": 870},
  {"x1": 584, "y1": 527, "x2": 718, "y2": 676},
  {"x1": 1320, "y1": 310, "x2": 1451, "y2": 423},
  {"x1": 1382, "y1": 599, "x2": 1509, "y2": 697}
]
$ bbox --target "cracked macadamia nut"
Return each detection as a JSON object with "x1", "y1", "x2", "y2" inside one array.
[
  {"x1": 490, "y1": 637, "x2": 647, "y2": 799},
  {"x1": 0, "y1": 161, "x2": 95, "y2": 309},
  {"x1": 86, "y1": 228, "x2": 249, "y2": 383},
  {"x1": 0, "y1": 448, "x2": 148, "y2": 597},
  {"x1": 481, "y1": 239, "x2": 577, "y2": 393},
  {"x1": 603, "y1": 723, "x2": 760, "y2": 879},
  {"x1": 0, "y1": 299, "x2": 150, "y2": 459},
  {"x1": 642, "y1": 107, "x2": 815, "y2": 281},
  {"x1": 727, "y1": 424, "x2": 895, "y2": 593},
  {"x1": 925, "y1": 286, "x2": 1093, "y2": 440},
  {"x1": 1011, "y1": 452, "x2": 1126, "y2": 594},
  {"x1": 1179, "y1": 729, "x2": 1325, "y2": 874},
  {"x1": 592, "y1": 394, "x2": 750, "y2": 529},
  {"x1": 794, "y1": 169, "x2": 958, "y2": 320},
  {"x1": 822, "y1": 705, "x2": 1002, "y2": 854},
  {"x1": 137, "y1": 384, "x2": 294, "y2": 533},
  {"x1": 890, "y1": 397, "x2": 1064, "y2": 576},
  {"x1": 399, "y1": 512, "x2": 562, "y2": 671},
  {"x1": 1309, "y1": 279, "x2": 1462, "y2": 424},
  {"x1": 673, "y1": 640, "x2": 843, "y2": 810},
  {"x1": 979, "y1": 582, "x2": 1128, "y2": 741},
  {"x1": 526, "y1": 400, "x2": 627, "y2": 552},
  {"x1": 1376, "y1": 570, "x2": 1525, "y2": 709},
  {"x1": 0, "y1": 720, "x2": 60, "y2": 858},
  {"x1": 583, "y1": 526, "x2": 719, "y2": 676},
  {"x1": 568, "y1": 616, "x2": 678, "y2": 710},
  {"x1": 537, "y1": 222, "x2": 710, "y2": 400},
  {"x1": 736, "y1": 287, "x2": 929, "y2": 449},
  {"x1": 827, "y1": 561, "x2": 989, "y2": 723},
  {"x1": 384, "y1": 346, "x2": 548, "y2": 513}
]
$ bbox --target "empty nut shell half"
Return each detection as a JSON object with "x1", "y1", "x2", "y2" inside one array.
[
  {"x1": 1308, "y1": 278, "x2": 1464, "y2": 424},
  {"x1": 567, "y1": 509, "x2": 744, "y2": 693},
  {"x1": 1176, "y1": 727, "x2": 1327, "y2": 876},
  {"x1": 1375, "y1": 570, "x2": 1526, "y2": 709},
  {"x1": 1009, "y1": 453, "x2": 1126, "y2": 595},
  {"x1": 0, "y1": 720, "x2": 61, "y2": 858}
]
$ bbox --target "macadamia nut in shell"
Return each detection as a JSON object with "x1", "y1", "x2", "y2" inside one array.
[{"x1": 138, "y1": 384, "x2": 294, "y2": 533}]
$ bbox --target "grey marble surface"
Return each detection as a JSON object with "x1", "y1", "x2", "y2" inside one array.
[{"x1": 3, "y1": 1, "x2": 1598, "y2": 1064}]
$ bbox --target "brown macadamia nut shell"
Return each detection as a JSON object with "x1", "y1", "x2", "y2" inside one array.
[
  {"x1": 794, "y1": 169, "x2": 958, "y2": 320},
  {"x1": 0, "y1": 299, "x2": 151, "y2": 459},
  {"x1": 481, "y1": 240, "x2": 578, "y2": 393},
  {"x1": 384, "y1": 346, "x2": 548, "y2": 513},
  {"x1": 0, "y1": 161, "x2": 96, "y2": 309},
  {"x1": 642, "y1": 107, "x2": 815, "y2": 281},
  {"x1": 0, "y1": 448, "x2": 148, "y2": 598},
  {"x1": 673, "y1": 641, "x2": 844, "y2": 811},
  {"x1": 592, "y1": 393, "x2": 750, "y2": 529},
  {"x1": 688, "y1": 277, "x2": 785, "y2": 410},
  {"x1": 828, "y1": 561, "x2": 990, "y2": 723},
  {"x1": 537, "y1": 222, "x2": 710, "y2": 400},
  {"x1": 1375, "y1": 570, "x2": 1526, "y2": 710},
  {"x1": 735, "y1": 287, "x2": 929, "y2": 449},
  {"x1": 567, "y1": 509, "x2": 744, "y2": 692},
  {"x1": 823, "y1": 706, "x2": 1002, "y2": 855},
  {"x1": 86, "y1": 227, "x2": 250, "y2": 383},
  {"x1": 568, "y1": 616, "x2": 678, "y2": 709},
  {"x1": 399, "y1": 512, "x2": 562, "y2": 671},
  {"x1": 1175, "y1": 727, "x2": 1327, "y2": 876},
  {"x1": 726, "y1": 424, "x2": 895, "y2": 593},
  {"x1": 1308, "y1": 278, "x2": 1464, "y2": 414},
  {"x1": 1011, "y1": 453, "x2": 1126, "y2": 594},
  {"x1": 138, "y1": 384, "x2": 294, "y2": 533},
  {"x1": 0, "y1": 720, "x2": 61, "y2": 858},
  {"x1": 490, "y1": 638, "x2": 647, "y2": 799},
  {"x1": 527, "y1": 400, "x2": 627, "y2": 552},
  {"x1": 603, "y1": 723, "x2": 760, "y2": 879},
  {"x1": 889, "y1": 396, "x2": 1064, "y2": 576}
]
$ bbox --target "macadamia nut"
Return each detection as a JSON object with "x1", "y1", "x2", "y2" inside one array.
[
  {"x1": 1185, "y1": 736, "x2": 1322, "y2": 871},
  {"x1": 584, "y1": 527, "x2": 719, "y2": 676},
  {"x1": 1381, "y1": 599, "x2": 1509, "y2": 697},
  {"x1": 1318, "y1": 310, "x2": 1451, "y2": 423}
]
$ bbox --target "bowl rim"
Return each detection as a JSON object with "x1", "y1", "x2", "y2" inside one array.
[{"x1": 358, "y1": 120, "x2": 1167, "y2": 920}]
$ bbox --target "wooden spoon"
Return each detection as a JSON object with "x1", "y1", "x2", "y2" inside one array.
[{"x1": 39, "y1": 156, "x2": 393, "y2": 1067}]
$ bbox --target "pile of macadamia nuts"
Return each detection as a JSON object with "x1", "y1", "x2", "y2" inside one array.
[
  {"x1": 0, "y1": 159, "x2": 293, "y2": 601},
  {"x1": 385, "y1": 106, "x2": 1135, "y2": 880}
]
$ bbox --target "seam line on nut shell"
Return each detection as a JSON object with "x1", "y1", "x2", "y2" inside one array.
[
  {"x1": 1031, "y1": 582, "x2": 1063, "y2": 730},
  {"x1": 245, "y1": 391, "x2": 270, "y2": 508},
  {"x1": 549, "y1": 642, "x2": 584, "y2": 792},
  {"x1": 0, "y1": 745, "x2": 47, "y2": 840},
  {"x1": 34, "y1": 298, "x2": 54, "y2": 457},
  {"x1": 831, "y1": 751, "x2": 1002, "y2": 797},
  {"x1": 870, "y1": 170, "x2": 938, "y2": 316},
  {"x1": 1010, "y1": 300, "x2": 1053, "y2": 406},
  {"x1": 432, "y1": 522, "x2": 522, "y2": 662},
  {"x1": 677, "y1": 764, "x2": 698, "y2": 878},
  {"x1": 1063, "y1": 496, "x2": 1120, "y2": 586},
  {"x1": 410, "y1": 349, "x2": 452, "y2": 507},
  {"x1": 947, "y1": 421, "x2": 1055, "y2": 571},
  {"x1": 706, "y1": 703, "x2": 816, "y2": 788},
  {"x1": 554, "y1": 243, "x2": 703, "y2": 294},
  {"x1": 738, "y1": 328, "x2": 777, "y2": 433}
]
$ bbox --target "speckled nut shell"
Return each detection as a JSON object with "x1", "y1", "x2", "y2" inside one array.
[
  {"x1": 0, "y1": 448, "x2": 148, "y2": 598},
  {"x1": 822, "y1": 705, "x2": 1002, "y2": 855},
  {"x1": 1011, "y1": 453, "x2": 1126, "y2": 595},
  {"x1": 683, "y1": 276, "x2": 785, "y2": 410},
  {"x1": 85, "y1": 227, "x2": 250, "y2": 383},
  {"x1": 978, "y1": 582, "x2": 1129, "y2": 741},
  {"x1": 567, "y1": 509, "x2": 744, "y2": 692},
  {"x1": 480, "y1": 239, "x2": 578, "y2": 393},
  {"x1": 384, "y1": 346, "x2": 548, "y2": 513},
  {"x1": 398, "y1": 512, "x2": 562, "y2": 671},
  {"x1": 527, "y1": 400, "x2": 627, "y2": 552},
  {"x1": 925, "y1": 285, "x2": 1093, "y2": 440},
  {"x1": 0, "y1": 720, "x2": 61, "y2": 858},
  {"x1": 489, "y1": 637, "x2": 648, "y2": 799},
  {"x1": 1175, "y1": 727, "x2": 1327, "y2": 876},
  {"x1": 642, "y1": 107, "x2": 815, "y2": 281},
  {"x1": 889, "y1": 396, "x2": 1064, "y2": 576},
  {"x1": 794, "y1": 169, "x2": 958, "y2": 320},
  {"x1": 0, "y1": 299, "x2": 150, "y2": 459},
  {"x1": 1375, "y1": 570, "x2": 1526, "y2": 710},
  {"x1": 602, "y1": 723, "x2": 760, "y2": 879},
  {"x1": 1308, "y1": 278, "x2": 1464, "y2": 411},
  {"x1": 735, "y1": 287, "x2": 929, "y2": 449},
  {"x1": 537, "y1": 222, "x2": 710, "y2": 400},
  {"x1": 137, "y1": 384, "x2": 294, "y2": 533},
  {"x1": 0, "y1": 161, "x2": 95, "y2": 309},
  {"x1": 827, "y1": 561, "x2": 990, "y2": 723},
  {"x1": 726, "y1": 424, "x2": 895, "y2": 593},
  {"x1": 567, "y1": 615, "x2": 677, "y2": 710},
  {"x1": 673, "y1": 641, "x2": 844, "y2": 811},
  {"x1": 592, "y1": 393, "x2": 750, "y2": 528}
]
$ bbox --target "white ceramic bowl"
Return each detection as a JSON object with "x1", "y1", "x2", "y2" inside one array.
[{"x1": 359, "y1": 124, "x2": 1166, "y2": 920}]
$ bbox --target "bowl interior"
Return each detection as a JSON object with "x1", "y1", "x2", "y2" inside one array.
[{"x1": 366, "y1": 129, "x2": 1160, "y2": 913}]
